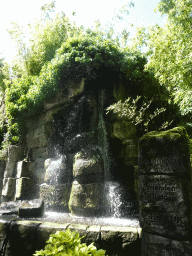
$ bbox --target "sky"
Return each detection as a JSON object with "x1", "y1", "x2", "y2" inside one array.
[{"x1": 0, "y1": 0, "x2": 166, "y2": 62}]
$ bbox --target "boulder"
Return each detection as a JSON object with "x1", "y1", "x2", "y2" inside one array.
[
  {"x1": 73, "y1": 147, "x2": 104, "y2": 183},
  {"x1": 112, "y1": 121, "x2": 137, "y2": 141},
  {"x1": 68, "y1": 180, "x2": 105, "y2": 217}
]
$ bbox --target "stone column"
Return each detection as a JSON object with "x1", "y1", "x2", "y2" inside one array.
[
  {"x1": 2, "y1": 146, "x2": 24, "y2": 202},
  {"x1": 138, "y1": 127, "x2": 192, "y2": 256},
  {"x1": 69, "y1": 147, "x2": 106, "y2": 217}
]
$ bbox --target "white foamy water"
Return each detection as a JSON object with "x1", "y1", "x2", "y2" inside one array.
[
  {"x1": 105, "y1": 181, "x2": 122, "y2": 218},
  {"x1": 43, "y1": 212, "x2": 140, "y2": 228}
]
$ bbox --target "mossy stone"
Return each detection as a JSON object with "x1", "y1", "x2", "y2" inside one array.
[{"x1": 138, "y1": 126, "x2": 191, "y2": 178}]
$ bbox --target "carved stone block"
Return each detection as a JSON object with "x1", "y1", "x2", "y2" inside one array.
[
  {"x1": 139, "y1": 175, "x2": 192, "y2": 238},
  {"x1": 15, "y1": 178, "x2": 37, "y2": 200},
  {"x1": 138, "y1": 127, "x2": 191, "y2": 178},
  {"x1": 16, "y1": 161, "x2": 31, "y2": 178},
  {"x1": 2, "y1": 178, "x2": 16, "y2": 198},
  {"x1": 8, "y1": 146, "x2": 24, "y2": 162}
]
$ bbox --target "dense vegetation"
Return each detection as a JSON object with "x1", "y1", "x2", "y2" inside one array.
[
  {"x1": 133, "y1": 0, "x2": 192, "y2": 129},
  {"x1": 1, "y1": 0, "x2": 190, "y2": 153}
]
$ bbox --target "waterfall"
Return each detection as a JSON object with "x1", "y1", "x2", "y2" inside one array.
[
  {"x1": 98, "y1": 90, "x2": 110, "y2": 180},
  {"x1": 46, "y1": 155, "x2": 66, "y2": 185},
  {"x1": 40, "y1": 152, "x2": 71, "y2": 211},
  {"x1": 106, "y1": 181, "x2": 122, "y2": 218}
]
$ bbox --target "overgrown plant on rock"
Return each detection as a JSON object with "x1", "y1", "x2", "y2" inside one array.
[{"x1": 0, "y1": 1, "x2": 180, "y2": 156}]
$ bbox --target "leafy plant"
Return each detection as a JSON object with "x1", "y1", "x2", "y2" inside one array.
[
  {"x1": 3, "y1": 34, "x2": 126, "y2": 146},
  {"x1": 106, "y1": 95, "x2": 173, "y2": 133},
  {"x1": 146, "y1": 0, "x2": 192, "y2": 117},
  {"x1": 33, "y1": 229, "x2": 107, "y2": 256}
]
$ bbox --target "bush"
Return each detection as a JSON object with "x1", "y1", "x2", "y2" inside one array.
[{"x1": 33, "y1": 229, "x2": 107, "y2": 256}]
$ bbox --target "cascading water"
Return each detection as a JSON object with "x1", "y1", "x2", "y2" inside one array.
[
  {"x1": 105, "y1": 181, "x2": 122, "y2": 218},
  {"x1": 40, "y1": 149, "x2": 72, "y2": 212},
  {"x1": 45, "y1": 155, "x2": 65, "y2": 185},
  {"x1": 98, "y1": 90, "x2": 110, "y2": 180},
  {"x1": 39, "y1": 92, "x2": 139, "y2": 227}
]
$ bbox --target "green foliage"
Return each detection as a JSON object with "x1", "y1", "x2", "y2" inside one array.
[
  {"x1": 2, "y1": 1, "x2": 180, "y2": 149},
  {"x1": 106, "y1": 95, "x2": 173, "y2": 133},
  {"x1": 0, "y1": 57, "x2": 10, "y2": 91},
  {"x1": 8, "y1": 2, "x2": 84, "y2": 77},
  {"x1": 4, "y1": 34, "x2": 127, "y2": 144},
  {"x1": 4, "y1": 34, "x2": 179, "y2": 145},
  {"x1": 33, "y1": 229, "x2": 107, "y2": 256},
  {"x1": 146, "y1": 0, "x2": 192, "y2": 117}
]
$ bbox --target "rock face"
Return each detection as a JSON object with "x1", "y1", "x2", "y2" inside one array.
[
  {"x1": 138, "y1": 127, "x2": 192, "y2": 255},
  {"x1": 0, "y1": 80, "x2": 139, "y2": 220}
]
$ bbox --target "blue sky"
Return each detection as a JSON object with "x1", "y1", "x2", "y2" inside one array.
[{"x1": 0, "y1": 0, "x2": 166, "y2": 62}]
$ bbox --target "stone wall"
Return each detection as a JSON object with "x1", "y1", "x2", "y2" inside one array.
[
  {"x1": 0, "y1": 79, "x2": 139, "y2": 217},
  {"x1": 0, "y1": 216, "x2": 142, "y2": 256},
  {"x1": 138, "y1": 127, "x2": 192, "y2": 255}
]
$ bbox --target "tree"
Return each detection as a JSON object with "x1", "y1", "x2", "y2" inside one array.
[
  {"x1": 146, "y1": 0, "x2": 192, "y2": 117},
  {"x1": 8, "y1": 1, "x2": 84, "y2": 77},
  {"x1": 0, "y1": 56, "x2": 9, "y2": 91}
]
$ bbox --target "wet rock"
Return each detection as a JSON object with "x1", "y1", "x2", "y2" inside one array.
[
  {"x1": 7, "y1": 220, "x2": 42, "y2": 256},
  {"x1": 68, "y1": 181, "x2": 105, "y2": 217},
  {"x1": 64, "y1": 132, "x2": 97, "y2": 154},
  {"x1": 18, "y1": 199, "x2": 44, "y2": 218},
  {"x1": 1, "y1": 200, "x2": 21, "y2": 215},
  {"x1": 39, "y1": 183, "x2": 71, "y2": 211},
  {"x1": 44, "y1": 156, "x2": 72, "y2": 184},
  {"x1": 73, "y1": 147, "x2": 104, "y2": 183},
  {"x1": 100, "y1": 226, "x2": 141, "y2": 256}
]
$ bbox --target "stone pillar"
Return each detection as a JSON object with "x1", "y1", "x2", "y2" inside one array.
[
  {"x1": 138, "y1": 127, "x2": 192, "y2": 256},
  {"x1": 69, "y1": 147, "x2": 105, "y2": 217},
  {"x1": 2, "y1": 146, "x2": 24, "y2": 202}
]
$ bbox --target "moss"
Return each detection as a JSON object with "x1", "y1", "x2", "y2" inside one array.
[{"x1": 139, "y1": 126, "x2": 189, "y2": 149}]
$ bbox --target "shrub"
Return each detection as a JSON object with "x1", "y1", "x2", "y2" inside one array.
[{"x1": 33, "y1": 229, "x2": 107, "y2": 256}]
